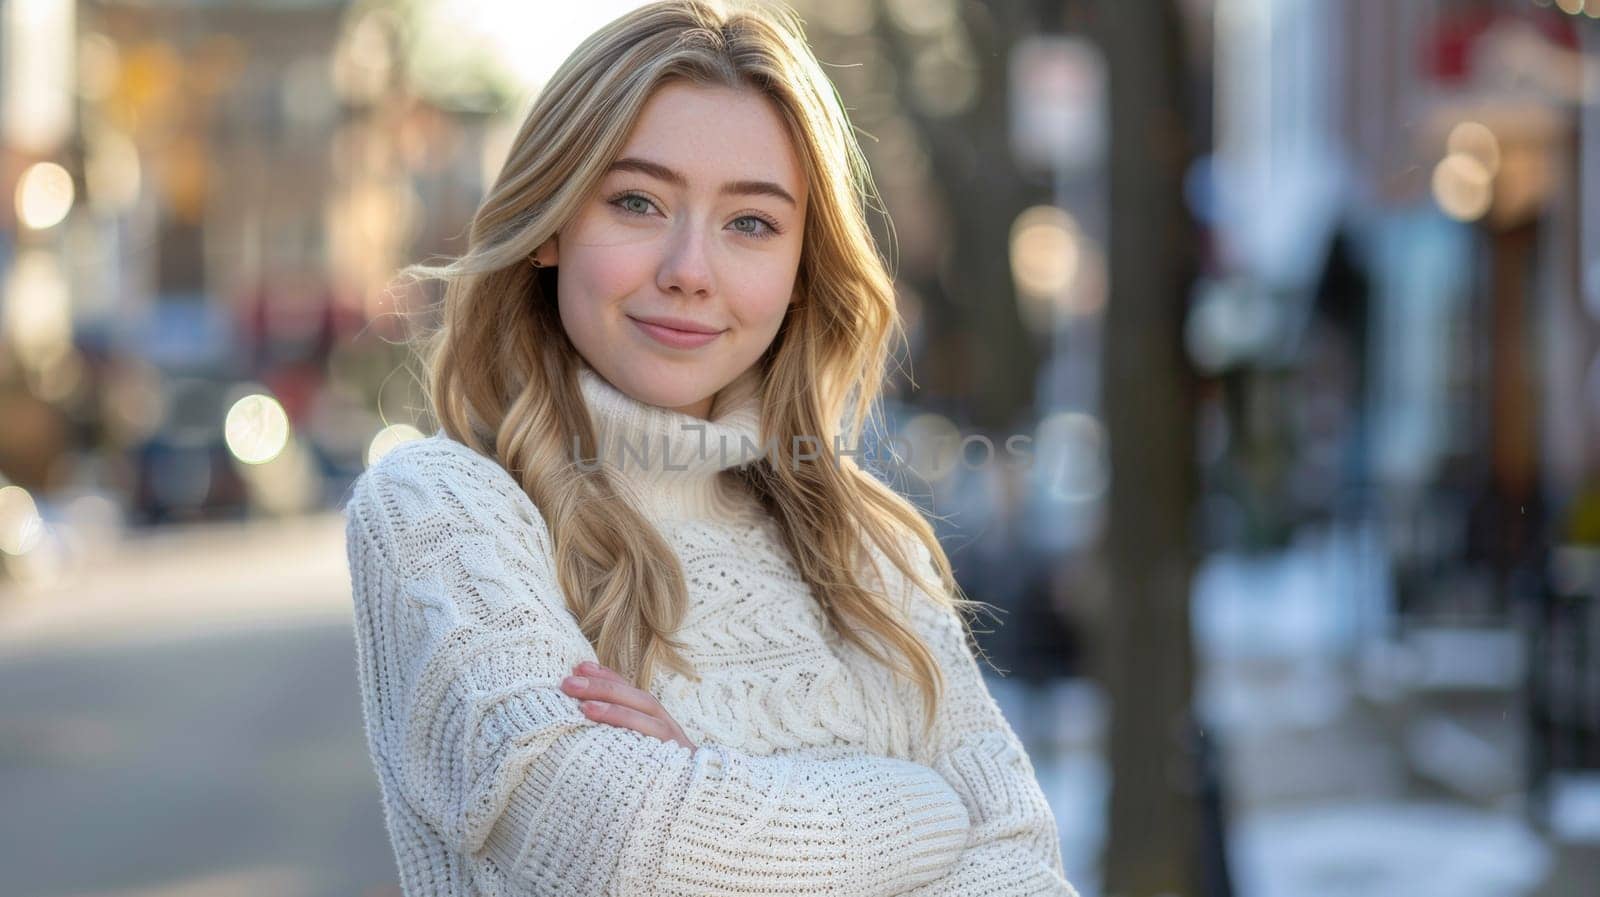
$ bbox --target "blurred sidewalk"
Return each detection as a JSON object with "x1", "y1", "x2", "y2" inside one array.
[
  {"x1": 1185, "y1": 526, "x2": 1600, "y2": 897},
  {"x1": 996, "y1": 522, "x2": 1599, "y2": 897},
  {"x1": 0, "y1": 512, "x2": 400, "y2": 897},
  {"x1": 0, "y1": 511, "x2": 353, "y2": 657}
]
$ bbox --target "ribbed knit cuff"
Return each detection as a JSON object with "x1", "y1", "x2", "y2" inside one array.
[{"x1": 832, "y1": 756, "x2": 971, "y2": 892}]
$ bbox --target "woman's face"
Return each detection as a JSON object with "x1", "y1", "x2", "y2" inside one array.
[{"x1": 552, "y1": 80, "x2": 808, "y2": 419}]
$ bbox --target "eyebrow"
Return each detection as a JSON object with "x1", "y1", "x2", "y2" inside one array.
[{"x1": 605, "y1": 156, "x2": 798, "y2": 208}]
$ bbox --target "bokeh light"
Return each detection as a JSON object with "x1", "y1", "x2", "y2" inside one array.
[
  {"x1": 2, "y1": 249, "x2": 72, "y2": 370},
  {"x1": 1432, "y1": 152, "x2": 1493, "y2": 222},
  {"x1": 224, "y1": 393, "x2": 292, "y2": 465},
  {"x1": 101, "y1": 358, "x2": 168, "y2": 446},
  {"x1": 909, "y1": 34, "x2": 979, "y2": 117},
  {"x1": 0, "y1": 520, "x2": 70, "y2": 588},
  {"x1": 84, "y1": 124, "x2": 142, "y2": 215},
  {"x1": 3, "y1": 0, "x2": 75, "y2": 153},
  {"x1": 15, "y1": 161, "x2": 75, "y2": 230},
  {"x1": 1446, "y1": 121, "x2": 1501, "y2": 179},
  {"x1": 1011, "y1": 204, "x2": 1083, "y2": 333},
  {"x1": 885, "y1": 0, "x2": 959, "y2": 36},
  {"x1": 334, "y1": 8, "x2": 399, "y2": 104},
  {"x1": 76, "y1": 32, "x2": 120, "y2": 103},
  {"x1": 367, "y1": 423, "x2": 427, "y2": 468},
  {"x1": 0, "y1": 485, "x2": 45, "y2": 556}
]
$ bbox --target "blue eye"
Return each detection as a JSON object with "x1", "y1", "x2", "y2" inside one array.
[
  {"x1": 610, "y1": 193, "x2": 658, "y2": 216},
  {"x1": 606, "y1": 191, "x2": 783, "y2": 240},
  {"x1": 732, "y1": 215, "x2": 780, "y2": 239}
]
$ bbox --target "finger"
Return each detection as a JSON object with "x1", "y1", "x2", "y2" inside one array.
[
  {"x1": 575, "y1": 661, "x2": 629, "y2": 684},
  {"x1": 564, "y1": 676, "x2": 664, "y2": 718},
  {"x1": 580, "y1": 700, "x2": 675, "y2": 743}
]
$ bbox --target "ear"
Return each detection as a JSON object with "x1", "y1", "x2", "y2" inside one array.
[{"x1": 534, "y1": 236, "x2": 559, "y2": 267}]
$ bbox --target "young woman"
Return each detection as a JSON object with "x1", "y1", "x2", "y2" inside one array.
[{"x1": 343, "y1": 2, "x2": 1078, "y2": 895}]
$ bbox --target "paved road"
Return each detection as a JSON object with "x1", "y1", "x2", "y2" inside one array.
[{"x1": 0, "y1": 512, "x2": 400, "y2": 897}]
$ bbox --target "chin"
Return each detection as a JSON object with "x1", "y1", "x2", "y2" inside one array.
[{"x1": 617, "y1": 364, "x2": 717, "y2": 408}]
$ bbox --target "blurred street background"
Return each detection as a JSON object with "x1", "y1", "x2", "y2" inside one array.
[{"x1": 2, "y1": 0, "x2": 1599, "y2": 895}]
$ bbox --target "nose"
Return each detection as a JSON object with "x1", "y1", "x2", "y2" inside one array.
[{"x1": 656, "y1": 222, "x2": 714, "y2": 298}]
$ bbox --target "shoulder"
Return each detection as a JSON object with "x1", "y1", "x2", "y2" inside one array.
[
  {"x1": 859, "y1": 524, "x2": 939, "y2": 614},
  {"x1": 876, "y1": 527, "x2": 967, "y2": 642},
  {"x1": 343, "y1": 433, "x2": 553, "y2": 568}
]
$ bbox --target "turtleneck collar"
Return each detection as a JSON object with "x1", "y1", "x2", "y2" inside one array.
[{"x1": 576, "y1": 358, "x2": 766, "y2": 523}]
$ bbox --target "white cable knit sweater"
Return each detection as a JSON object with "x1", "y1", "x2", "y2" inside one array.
[{"x1": 343, "y1": 359, "x2": 1078, "y2": 897}]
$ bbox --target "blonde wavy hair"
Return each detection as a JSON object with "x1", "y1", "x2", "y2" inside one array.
[{"x1": 395, "y1": 0, "x2": 990, "y2": 730}]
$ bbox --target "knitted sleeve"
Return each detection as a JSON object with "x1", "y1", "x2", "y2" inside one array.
[
  {"x1": 874, "y1": 535, "x2": 1081, "y2": 897},
  {"x1": 344, "y1": 440, "x2": 971, "y2": 897}
]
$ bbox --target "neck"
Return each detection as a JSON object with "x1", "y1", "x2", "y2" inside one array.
[{"x1": 576, "y1": 360, "x2": 766, "y2": 523}]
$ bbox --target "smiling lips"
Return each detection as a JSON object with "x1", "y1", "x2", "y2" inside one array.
[{"x1": 628, "y1": 314, "x2": 726, "y2": 349}]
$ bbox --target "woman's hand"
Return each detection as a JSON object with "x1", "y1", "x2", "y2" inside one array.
[{"x1": 561, "y1": 660, "x2": 698, "y2": 751}]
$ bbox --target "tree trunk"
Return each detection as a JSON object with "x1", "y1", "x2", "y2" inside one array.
[{"x1": 1090, "y1": 1, "x2": 1206, "y2": 894}]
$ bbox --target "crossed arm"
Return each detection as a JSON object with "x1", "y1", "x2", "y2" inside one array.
[
  {"x1": 345, "y1": 440, "x2": 1076, "y2": 896},
  {"x1": 865, "y1": 535, "x2": 1080, "y2": 897}
]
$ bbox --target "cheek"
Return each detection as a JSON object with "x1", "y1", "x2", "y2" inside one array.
[
  {"x1": 556, "y1": 243, "x2": 655, "y2": 318},
  {"x1": 727, "y1": 256, "x2": 800, "y2": 332}
]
